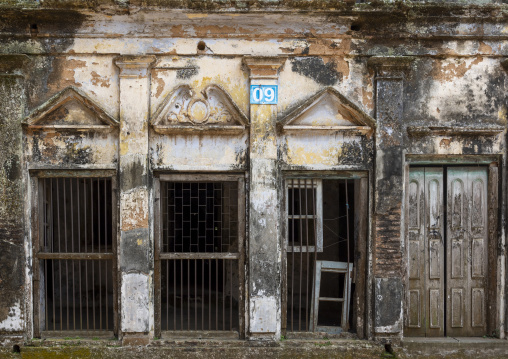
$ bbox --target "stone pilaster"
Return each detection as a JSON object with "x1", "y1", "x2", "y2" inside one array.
[
  {"x1": 243, "y1": 57, "x2": 285, "y2": 339},
  {"x1": 368, "y1": 56, "x2": 413, "y2": 336},
  {"x1": 114, "y1": 55, "x2": 156, "y2": 344},
  {"x1": 0, "y1": 55, "x2": 29, "y2": 336}
]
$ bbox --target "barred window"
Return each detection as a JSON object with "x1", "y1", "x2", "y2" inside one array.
[
  {"x1": 155, "y1": 174, "x2": 245, "y2": 338},
  {"x1": 33, "y1": 176, "x2": 117, "y2": 337}
]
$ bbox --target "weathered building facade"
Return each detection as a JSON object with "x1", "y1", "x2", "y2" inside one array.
[{"x1": 1, "y1": 0, "x2": 508, "y2": 356}]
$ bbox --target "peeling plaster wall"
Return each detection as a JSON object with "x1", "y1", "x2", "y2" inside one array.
[
  {"x1": 0, "y1": 2, "x2": 506, "y2": 342},
  {"x1": 0, "y1": 57, "x2": 28, "y2": 335},
  {"x1": 283, "y1": 134, "x2": 373, "y2": 169},
  {"x1": 25, "y1": 130, "x2": 118, "y2": 167}
]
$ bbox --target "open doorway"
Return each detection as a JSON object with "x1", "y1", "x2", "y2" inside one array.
[{"x1": 283, "y1": 176, "x2": 368, "y2": 337}]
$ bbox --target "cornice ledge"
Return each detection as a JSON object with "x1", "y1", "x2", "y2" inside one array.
[
  {"x1": 114, "y1": 55, "x2": 156, "y2": 78},
  {"x1": 367, "y1": 56, "x2": 416, "y2": 67},
  {"x1": 407, "y1": 125, "x2": 505, "y2": 137},
  {"x1": 367, "y1": 56, "x2": 415, "y2": 78},
  {"x1": 243, "y1": 56, "x2": 287, "y2": 79}
]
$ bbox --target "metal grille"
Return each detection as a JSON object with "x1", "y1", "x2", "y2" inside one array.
[
  {"x1": 285, "y1": 178, "x2": 354, "y2": 334},
  {"x1": 36, "y1": 177, "x2": 115, "y2": 334},
  {"x1": 158, "y1": 180, "x2": 241, "y2": 332}
]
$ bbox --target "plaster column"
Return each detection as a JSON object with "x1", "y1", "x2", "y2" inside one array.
[
  {"x1": 114, "y1": 55, "x2": 155, "y2": 345},
  {"x1": 0, "y1": 55, "x2": 28, "y2": 337},
  {"x1": 243, "y1": 57, "x2": 285, "y2": 339},
  {"x1": 367, "y1": 56, "x2": 413, "y2": 337}
]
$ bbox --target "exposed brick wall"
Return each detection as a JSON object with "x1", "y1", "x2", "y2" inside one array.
[{"x1": 374, "y1": 205, "x2": 403, "y2": 277}]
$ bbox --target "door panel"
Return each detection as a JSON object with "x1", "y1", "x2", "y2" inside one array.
[
  {"x1": 424, "y1": 168, "x2": 445, "y2": 336},
  {"x1": 405, "y1": 168, "x2": 444, "y2": 336},
  {"x1": 406, "y1": 168, "x2": 426, "y2": 335},
  {"x1": 446, "y1": 167, "x2": 488, "y2": 337},
  {"x1": 451, "y1": 288, "x2": 464, "y2": 328}
]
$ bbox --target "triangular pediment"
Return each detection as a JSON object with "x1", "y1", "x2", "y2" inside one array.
[
  {"x1": 23, "y1": 87, "x2": 118, "y2": 131},
  {"x1": 152, "y1": 85, "x2": 248, "y2": 134},
  {"x1": 278, "y1": 87, "x2": 375, "y2": 135}
]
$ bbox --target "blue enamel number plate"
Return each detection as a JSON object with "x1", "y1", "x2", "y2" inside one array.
[{"x1": 250, "y1": 85, "x2": 278, "y2": 105}]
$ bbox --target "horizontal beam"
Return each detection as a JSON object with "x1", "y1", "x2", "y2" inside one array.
[
  {"x1": 158, "y1": 252, "x2": 240, "y2": 260},
  {"x1": 36, "y1": 253, "x2": 114, "y2": 260}
]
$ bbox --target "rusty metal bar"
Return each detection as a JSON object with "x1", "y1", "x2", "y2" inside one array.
[
  {"x1": 215, "y1": 258, "x2": 218, "y2": 331},
  {"x1": 99, "y1": 260, "x2": 102, "y2": 329},
  {"x1": 92, "y1": 259, "x2": 96, "y2": 330},
  {"x1": 172, "y1": 260, "x2": 175, "y2": 330},
  {"x1": 57, "y1": 179, "x2": 61, "y2": 253},
  {"x1": 84, "y1": 179, "x2": 89, "y2": 331},
  {"x1": 159, "y1": 174, "x2": 242, "y2": 182},
  {"x1": 194, "y1": 258, "x2": 197, "y2": 330},
  {"x1": 91, "y1": 178, "x2": 94, "y2": 254},
  {"x1": 290, "y1": 179, "x2": 294, "y2": 332},
  {"x1": 180, "y1": 259, "x2": 183, "y2": 330},
  {"x1": 103, "y1": 179, "x2": 107, "y2": 331},
  {"x1": 37, "y1": 253, "x2": 114, "y2": 260},
  {"x1": 187, "y1": 258, "x2": 190, "y2": 330},
  {"x1": 345, "y1": 179, "x2": 351, "y2": 330},
  {"x1": 103, "y1": 178, "x2": 107, "y2": 252},
  {"x1": 97, "y1": 179, "x2": 100, "y2": 255},
  {"x1": 59, "y1": 259, "x2": 63, "y2": 330},
  {"x1": 43, "y1": 180, "x2": 48, "y2": 330},
  {"x1": 304, "y1": 179, "x2": 309, "y2": 331},
  {"x1": 159, "y1": 253, "x2": 240, "y2": 260},
  {"x1": 51, "y1": 180, "x2": 56, "y2": 331},
  {"x1": 85, "y1": 260, "x2": 89, "y2": 330},
  {"x1": 229, "y1": 259, "x2": 233, "y2": 331},
  {"x1": 202, "y1": 259, "x2": 205, "y2": 330},
  {"x1": 298, "y1": 179, "x2": 303, "y2": 331},
  {"x1": 164, "y1": 261, "x2": 171, "y2": 327},
  {"x1": 312, "y1": 179, "x2": 318, "y2": 333},
  {"x1": 208, "y1": 259, "x2": 211, "y2": 330},
  {"x1": 50, "y1": 179, "x2": 54, "y2": 253},
  {"x1": 63, "y1": 181, "x2": 69, "y2": 330},
  {"x1": 69, "y1": 180, "x2": 75, "y2": 330},
  {"x1": 78, "y1": 182, "x2": 82, "y2": 330},
  {"x1": 223, "y1": 259, "x2": 225, "y2": 330}
]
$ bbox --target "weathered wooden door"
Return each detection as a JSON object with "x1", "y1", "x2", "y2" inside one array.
[
  {"x1": 406, "y1": 167, "x2": 488, "y2": 337},
  {"x1": 406, "y1": 167, "x2": 445, "y2": 337},
  {"x1": 446, "y1": 167, "x2": 488, "y2": 337}
]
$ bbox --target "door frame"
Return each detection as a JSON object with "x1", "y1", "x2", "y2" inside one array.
[
  {"x1": 403, "y1": 155, "x2": 503, "y2": 337},
  {"x1": 280, "y1": 171, "x2": 370, "y2": 339},
  {"x1": 153, "y1": 173, "x2": 247, "y2": 339}
]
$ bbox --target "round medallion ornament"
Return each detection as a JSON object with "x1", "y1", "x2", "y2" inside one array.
[{"x1": 188, "y1": 99, "x2": 210, "y2": 124}]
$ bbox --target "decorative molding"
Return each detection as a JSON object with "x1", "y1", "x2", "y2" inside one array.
[
  {"x1": 23, "y1": 86, "x2": 118, "y2": 132},
  {"x1": 243, "y1": 56, "x2": 286, "y2": 79},
  {"x1": 367, "y1": 56, "x2": 415, "y2": 79},
  {"x1": 407, "y1": 126, "x2": 505, "y2": 137},
  {"x1": 114, "y1": 55, "x2": 156, "y2": 79},
  {"x1": 151, "y1": 84, "x2": 248, "y2": 134},
  {"x1": 277, "y1": 87, "x2": 375, "y2": 135}
]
